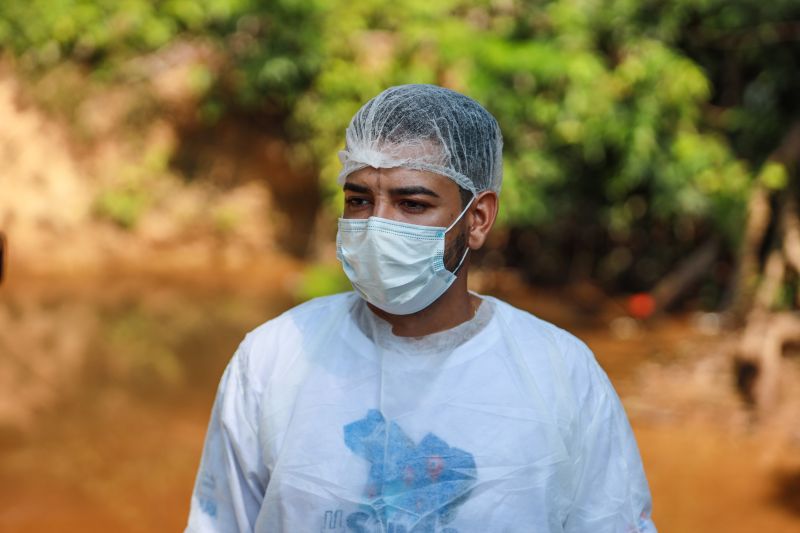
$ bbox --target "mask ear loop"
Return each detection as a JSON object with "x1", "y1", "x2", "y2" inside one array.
[
  {"x1": 445, "y1": 195, "x2": 476, "y2": 233},
  {"x1": 445, "y1": 193, "x2": 477, "y2": 274}
]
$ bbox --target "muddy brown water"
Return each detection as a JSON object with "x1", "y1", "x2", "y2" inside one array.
[{"x1": 0, "y1": 276, "x2": 798, "y2": 532}]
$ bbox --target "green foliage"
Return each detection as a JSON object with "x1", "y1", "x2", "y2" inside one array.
[
  {"x1": 0, "y1": 0, "x2": 324, "y2": 114},
  {"x1": 92, "y1": 147, "x2": 170, "y2": 229},
  {"x1": 290, "y1": 0, "x2": 796, "y2": 291},
  {"x1": 757, "y1": 162, "x2": 789, "y2": 191},
  {"x1": 211, "y1": 205, "x2": 241, "y2": 234},
  {"x1": 94, "y1": 185, "x2": 150, "y2": 229},
  {"x1": 293, "y1": 262, "x2": 352, "y2": 301},
  {"x1": 105, "y1": 308, "x2": 184, "y2": 387},
  {"x1": 3, "y1": 0, "x2": 798, "y2": 291},
  {"x1": 290, "y1": 0, "x2": 788, "y2": 259}
]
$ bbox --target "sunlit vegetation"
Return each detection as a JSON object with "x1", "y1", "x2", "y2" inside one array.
[{"x1": 2, "y1": 0, "x2": 798, "y2": 411}]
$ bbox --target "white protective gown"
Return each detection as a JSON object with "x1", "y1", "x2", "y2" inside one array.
[{"x1": 185, "y1": 292, "x2": 656, "y2": 533}]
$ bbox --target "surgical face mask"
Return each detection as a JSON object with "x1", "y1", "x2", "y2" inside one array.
[{"x1": 336, "y1": 198, "x2": 474, "y2": 315}]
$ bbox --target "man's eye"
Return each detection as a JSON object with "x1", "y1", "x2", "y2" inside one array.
[
  {"x1": 400, "y1": 200, "x2": 427, "y2": 211},
  {"x1": 346, "y1": 197, "x2": 370, "y2": 207}
]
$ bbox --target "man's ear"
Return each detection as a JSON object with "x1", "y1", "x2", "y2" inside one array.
[{"x1": 467, "y1": 191, "x2": 499, "y2": 250}]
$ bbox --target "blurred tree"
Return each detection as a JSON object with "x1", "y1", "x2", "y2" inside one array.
[
  {"x1": 2, "y1": 1, "x2": 798, "y2": 348},
  {"x1": 292, "y1": 0, "x2": 799, "y2": 342},
  {"x1": 291, "y1": 0, "x2": 755, "y2": 294},
  {"x1": 0, "y1": 0, "x2": 327, "y2": 255},
  {"x1": 648, "y1": 0, "x2": 800, "y2": 412},
  {"x1": 0, "y1": 0, "x2": 323, "y2": 111}
]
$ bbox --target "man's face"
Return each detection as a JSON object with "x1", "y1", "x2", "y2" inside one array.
[{"x1": 342, "y1": 166, "x2": 470, "y2": 271}]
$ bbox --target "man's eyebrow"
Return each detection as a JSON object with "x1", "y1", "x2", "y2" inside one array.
[
  {"x1": 389, "y1": 186, "x2": 440, "y2": 198},
  {"x1": 343, "y1": 183, "x2": 371, "y2": 193}
]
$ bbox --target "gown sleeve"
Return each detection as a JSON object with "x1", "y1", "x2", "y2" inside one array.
[
  {"x1": 185, "y1": 340, "x2": 268, "y2": 533},
  {"x1": 561, "y1": 336, "x2": 657, "y2": 533}
]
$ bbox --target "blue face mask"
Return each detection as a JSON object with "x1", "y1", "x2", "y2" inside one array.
[{"x1": 336, "y1": 198, "x2": 474, "y2": 315}]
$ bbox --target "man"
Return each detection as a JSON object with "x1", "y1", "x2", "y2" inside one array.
[{"x1": 186, "y1": 84, "x2": 656, "y2": 532}]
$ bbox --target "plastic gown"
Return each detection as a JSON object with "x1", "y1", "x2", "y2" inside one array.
[{"x1": 186, "y1": 292, "x2": 655, "y2": 532}]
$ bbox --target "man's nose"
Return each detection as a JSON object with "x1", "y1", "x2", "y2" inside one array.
[{"x1": 371, "y1": 197, "x2": 393, "y2": 219}]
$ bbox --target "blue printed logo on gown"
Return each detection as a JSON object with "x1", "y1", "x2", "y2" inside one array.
[{"x1": 343, "y1": 410, "x2": 477, "y2": 533}]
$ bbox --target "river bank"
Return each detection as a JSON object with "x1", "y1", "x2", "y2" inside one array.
[{"x1": 0, "y1": 272, "x2": 798, "y2": 532}]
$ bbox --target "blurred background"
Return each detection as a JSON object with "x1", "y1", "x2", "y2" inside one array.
[{"x1": 1, "y1": 0, "x2": 799, "y2": 531}]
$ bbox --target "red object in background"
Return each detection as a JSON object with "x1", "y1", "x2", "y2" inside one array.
[{"x1": 628, "y1": 292, "x2": 656, "y2": 319}]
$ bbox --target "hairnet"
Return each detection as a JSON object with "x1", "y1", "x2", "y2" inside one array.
[{"x1": 337, "y1": 84, "x2": 503, "y2": 194}]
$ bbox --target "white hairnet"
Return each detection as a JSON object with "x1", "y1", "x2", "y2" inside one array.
[{"x1": 337, "y1": 84, "x2": 504, "y2": 194}]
